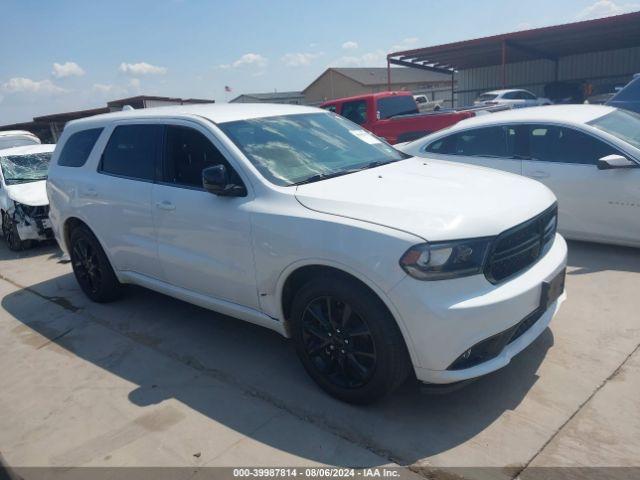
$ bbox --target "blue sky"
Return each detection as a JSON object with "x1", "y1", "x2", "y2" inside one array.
[{"x1": 1, "y1": 0, "x2": 637, "y2": 123}]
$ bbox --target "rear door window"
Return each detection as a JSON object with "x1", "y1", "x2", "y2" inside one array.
[
  {"x1": 100, "y1": 125, "x2": 163, "y2": 181},
  {"x1": 377, "y1": 96, "x2": 419, "y2": 119},
  {"x1": 428, "y1": 126, "x2": 513, "y2": 157},
  {"x1": 341, "y1": 100, "x2": 368, "y2": 125},
  {"x1": 58, "y1": 128, "x2": 103, "y2": 167},
  {"x1": 527, "y1": 125, "x2": 619, "y2": 165}
]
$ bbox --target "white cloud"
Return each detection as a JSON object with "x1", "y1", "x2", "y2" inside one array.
[
  {"x1": 391, "y1": 37, "x2": 420, "y2": 52},
  {"x1": 576, "y1": 0, "x2": 639, "y2": 19},
  {"x1": 342, "y1": 41, "x2": 358, "y2": 50},
  {"x1": 128, "y1": 78, "x2": 141, "y2": 90},
  {"x1": 332, "y1": 49, "x2": 386, "y2": 67},
  {"x1": 92, "y1": 83, "x2": 114, "y2": 94},
  {"x1": 281, "y1": 52, "x2": 323, "y2": 67},
  {"x1": 233, "y1": 53, "x2": 268, "y2": 67},
  {"x1": 119, "y1": 62, "x2": 167, "y2": 75},
  {"x1": 219, "y1": 53, "x2": 268, "y2": 69},
  {"x1": 52, "y1": 61, "x2": 85, "y2": 78},
  {"x1": 1, "y1": 77, "x2": 66, "y2": 95}
]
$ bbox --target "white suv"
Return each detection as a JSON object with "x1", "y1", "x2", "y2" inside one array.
[{"x1": 47, "y1": 104, "x2": 567, "y2": 403}]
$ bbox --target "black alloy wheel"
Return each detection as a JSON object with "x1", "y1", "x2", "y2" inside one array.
[
  {"x1": 71, "y1": 236, "x2": 102, "y2": 296},
  {"x1": 301, "y1": 296, "x2": 376, "y2": 389},
  {"x1": 291, "y1": 274, "x2": 411, "y2": 404},
  {"x1": 68, "y1": 226, "x2": 122, "y2": 302}
]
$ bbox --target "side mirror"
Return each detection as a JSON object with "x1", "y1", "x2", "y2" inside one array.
[
  {"x1": 202, "y1": 165, "x2": 246, "y2": 197},
  {"x1": 597, "y1": 154, "x2": 638, "y2": 170}
]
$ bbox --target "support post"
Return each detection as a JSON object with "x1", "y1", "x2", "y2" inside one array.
[
  {"x1": 501, "y1": 40, "x2": 507, "y2": 88},
  {"x1": 451, "y1": 71, "x2": 455, "y2": 108},
  {"x1": 387, "y1": 58, "x2": 391, "y2": 91}
]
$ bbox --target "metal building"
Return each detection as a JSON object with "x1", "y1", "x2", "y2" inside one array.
[
  {"x1": 387, "y1": 11, "x2": 640, "y2": 107},
  {"x1": 302, "y1": 67, "x2": 453, "y2": 105}
]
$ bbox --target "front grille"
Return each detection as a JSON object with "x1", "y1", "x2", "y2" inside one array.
[
  {"x1": 20, "y1": 204, "x2": 50, "y2": 219},
  {"x1": 484, "y1": 204, "x2": 557, "y2": 284}
]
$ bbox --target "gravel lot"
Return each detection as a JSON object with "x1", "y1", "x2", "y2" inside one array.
[{"x1": 0, "y1": 239, "x2": 639, "y2": 479}]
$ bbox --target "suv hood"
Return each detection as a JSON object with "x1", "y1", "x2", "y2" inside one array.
[
  {"x1": 294, "y1": 158, "x2": 556, "y2": 241},
  {"x1": 5, "y1": 180, "x2": 49, "y2": 207}
]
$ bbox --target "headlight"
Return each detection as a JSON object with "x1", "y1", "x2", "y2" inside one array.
[{"x1": 399, "y1": 238, "x2": 493, "y2": 280}]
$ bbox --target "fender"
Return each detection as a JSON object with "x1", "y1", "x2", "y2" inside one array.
[{"x1": 272, "y1": 257, "x2": 419, "y2": 365}]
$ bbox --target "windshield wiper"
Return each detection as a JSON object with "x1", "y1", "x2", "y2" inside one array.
[
  {"x1": 291, "y1": 160, "x2": 402, "y2": 186},
  {"x1": 291, "y1": 169, "x2": 361, "y2": 186}
]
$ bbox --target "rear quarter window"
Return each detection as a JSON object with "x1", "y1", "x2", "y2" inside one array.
[{"x1": 57, "y1": 128, "x2": 103, "y2": 167}]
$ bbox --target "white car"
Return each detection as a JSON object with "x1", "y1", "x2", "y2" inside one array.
[
  {"x1": 0, "y1": 130, "x2": 41, "y2": 149},
  {"x1": 0, "y1": 144, "x2": 55, "y2": 250},
  {"x1": 47, "y1": 104, "x2": 567, "y2": 403},
  {"x1": 400, "y1": 105, "x2": 640, "y2": 248},
  {"x1": 474, "y1": 89, "x2": 552, "y2": 109},
  {"x1": 413, "y1": 94, "x2": 443, "y2": 112}
]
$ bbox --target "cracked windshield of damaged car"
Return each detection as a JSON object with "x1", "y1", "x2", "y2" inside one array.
[{"x1": 0, "y1": 152, "x2": 52, "y2": 185}]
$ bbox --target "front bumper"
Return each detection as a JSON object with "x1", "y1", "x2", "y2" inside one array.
[{"x1": 387, "y1": 233, "x2": 567, "y2": 384}]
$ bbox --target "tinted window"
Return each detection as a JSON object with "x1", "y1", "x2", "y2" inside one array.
[
  {"x1": 100, "y1": 125, "x2": 162, "y2": 180},
  {"x1": 58, "y1": 128, "x2": 103, "y2": 167},
  {"x1": 477, "y1": 93, "x2": 498, "y2": 101},
  {"x1": 377, "y1": 96, "x2": 419, "y2": 119},
  {"x1": 520, "y1": 91, "x2": 536, "y2": 100},
  {"x1": 611, "y1": 77, "x2": 640, "y2": 101},
  {"x1": 528, "y1": 125, "x2": 619, "y2": 165},
  {"x1": 427, "y1": 126, "x2": 513, "y2": 157},
  {"x1": 341, "y1": 100, "x2": 367, "y2": 125},
  {"x1": 164, "y1": 126, "x2": 236, "y2": 188},
  {"x1": 502, "y1": 91, "x2": 519, "y2": 99}
]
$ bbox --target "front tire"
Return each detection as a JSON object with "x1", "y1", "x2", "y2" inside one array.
[
  {"x1": 290, "y1": 275, "x2": 411, "y2": 404},
  {"x1": 69, "y1": 225, "x2": 122, "y2": 302},
  {"x1": 2, "y1": 211, "x2": 30, "y2": 251}
]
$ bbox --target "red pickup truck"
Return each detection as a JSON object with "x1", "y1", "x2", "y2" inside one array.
[{"x1": 320, "y1": 91, "x2": 474, "y2": 144}]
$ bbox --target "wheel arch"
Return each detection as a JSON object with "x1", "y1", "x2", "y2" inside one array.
[{"x1": 276, "y1": 260, "x2": 418, "y2": 365}]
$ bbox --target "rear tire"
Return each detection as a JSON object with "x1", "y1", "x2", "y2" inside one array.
[
  {"x1": 69, "y1": 225, "x2": 122, "y2": 302},
  {"x1": 290, "y1": 274, "x2": 411, "y2": 404}
]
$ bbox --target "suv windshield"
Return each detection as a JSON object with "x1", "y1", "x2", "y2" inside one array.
[
  {"x1": 218, "y1": 112, "x2": 409, "y2": 186},
  {"x1": 0, "y1": 152, "x2": 52, "y2": 185},
  {"x1": 588, "y1": 109, "x2": 640, "y2": 150}
]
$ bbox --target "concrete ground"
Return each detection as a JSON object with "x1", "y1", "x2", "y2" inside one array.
[{"x1": 0, "y1": 239, "x2": 639, "y2": 479}]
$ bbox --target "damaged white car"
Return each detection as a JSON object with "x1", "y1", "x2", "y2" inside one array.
[{"x1": 0, "y1": 144, "x2": 55, "y2": 251}]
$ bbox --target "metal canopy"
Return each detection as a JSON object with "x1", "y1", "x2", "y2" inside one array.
[{"x1": 387, "y1": 11, "x2": 640, "y2": 73}]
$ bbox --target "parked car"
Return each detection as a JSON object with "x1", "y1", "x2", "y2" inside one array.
[
  {"x1": 320, "y1": 91, "x2": 473, "y2": 144},
  {"x1": 400, "y1": 105, "x2": 640, "y2": 248},
  {"x1": 0, "y1": 144, "x2": 55, "y2": 250},
  {"x1": 0, "y1": 130, "x2": 41, "y2": 150},
  {"x1": 47, "y1": 104, "x2": 567, "y2": 403},
  {"x1": 474, "y1": 89, "x2": 552, "y2": 108},
  {"x1": 606, "y1": 74, "x2": 640, "y2": 114},
  {"x1": 413, "y1": 94, "x2": 443, "y2": 112}
]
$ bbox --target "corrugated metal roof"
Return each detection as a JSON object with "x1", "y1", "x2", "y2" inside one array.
[
  {"x1": 231, "y1": 91, "x2": 303, "y2": 101},
  {"x1": 333, "y1": 67, "x2": 451, "y2": 85},
  {"x1": 389, "y1": 11, "x2": 640, "y2": 71}
]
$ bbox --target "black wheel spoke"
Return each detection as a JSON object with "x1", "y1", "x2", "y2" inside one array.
[
  {"x1": 301, "y1": 296, "x2": 376, "y2": 389},
  {"x1": 346, "y1": 353, "x2": 369, "y2": 380},
  {"x1": 353, "y1": 350, "x2": 376, "y2": 359}
]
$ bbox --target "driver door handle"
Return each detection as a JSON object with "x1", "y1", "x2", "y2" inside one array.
[{"x1": 155, "y1": 201, "x2": 175, "y2": 211}]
